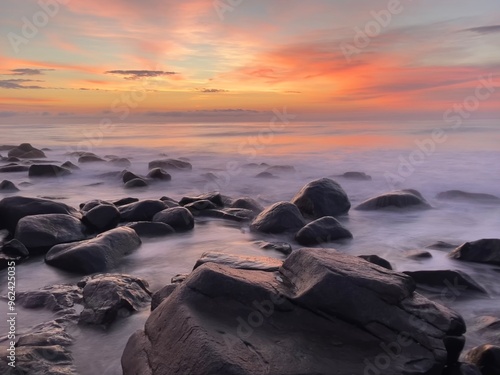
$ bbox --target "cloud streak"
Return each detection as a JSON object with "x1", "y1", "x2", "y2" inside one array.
[{"x1": 105, "y1": 70, "x2": 178, "y2": 80}]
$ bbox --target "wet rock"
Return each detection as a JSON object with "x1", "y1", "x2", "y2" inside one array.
[
  {"x1": 148, "y1": 159, "x2": 192, "y2": 170},
  {"x1": 147, "y1": 167, "x2": 172, "y2": 181},
  {"x1": 0, "y1": 164, "x2": 30, "y2": 173},
  {"x1": 15, "y1": 214, "x2": 86, "y2": 253},
  {"x1": 123, "y1": 248, "x2": 466, "y2": 375},
  {"x1": 193, "y1": 251, "x2": 282, "y2": 271},
  {"x1": 264, "y1": 165, "x2": 296, "y2": 174},
  {"x1": 179, "y1": 192, "x2": 224, "y2": 207},
  {"x1": 151, "y1": 284, "x2": 178, "y2": 311},
  {"x1": 16, "y1": 283, "x2": 82, "y2": 311},
  {"x1": 0, "y1": 239, "x2": 29, "y2": 269},
  {"x1": 124, "y1": 178, "x2": 149, "y2": 189},
  {"x1": 437, "y1": 190, "x2": 500, "y2": 204},
  {"x1": 406, "y1": 250, "x2": 433, "y2": 259},
  {"x1": 78, "y1": 274, "x2": 151, "y2": 325},
  {"x1": 184, "y1": 199, "x2": 218, "y2": 212},
  {"x1": 45, "y1": 227, "x2": 141, "y2": 274},
  {"x1": 78, "y1": 155, "x2": 106, "y2": 163},
  {"x1": 427, "y1": 241, "x2": 459, "y2": 250},
  {"x1": 471, "y1": 316, "x2": 500, "y2": 346},
  {"x1": 113, "y1": 197, "x2": 138, "y2": 206},
  {"x1": 292, "y1": 178, "x2": 351, "y2": 218},
  {"x1": 6, "y1": 156, "x2": 20, "y2": 162},
  {"x1": 295, "y1": 216, "x2": 353, "y2": 246},
  {"x1": 356, "y1": 189, "x2": 432, "y2": 210},
  {"x1": 359, "y1": 254, "x2": 393, "y2": 270},
  {"x1": 230, "y1": 197, "x2": 264, "y2": 213},
  {"x1": 222, "y1": 208, "x2": 256, "y2": 221},
  {"x1": 464, "y1": 345, "x2": 500, "y2": 375},
  {"x1": 257, "y1": 241, "x2": 293, "y2": 255},
  {"x1": 29, "y1": 164, "x2": 71, "y2": 178},
  {"x1": 122, "y1": 170, "x2": 141, "y2": 183},
  {"x1": 194, "y1": 208, "x2": 250, "y2": 222},
  {"x1": 119, "y1": 199, "x2": 166, "y2": 222},
  {"x1": 449, "y1": 239, "x2": 500, "y2": 265},
  {"x1": 82, "y1": 203, "x2": 120, "y2": 232},
  {"x1": 125, "y1": 222, "x2": 175, "y2": 237},
  {"x1": 61, "y1": 161, "x2": 80, "y2": 170},
  {"x1": 0, "y1": 196, "x2": 80, "y2": 234},
  {"x1": 340, "y1": 171, "x2": 372, "y2": 180},
  {"x1": 0, "y1": 180, "x2": 19, "y2": 192},
  {"x1": 403, "y1": 270, "x2": 488, "y2": 295},
  {"x1": 109, "y1": 158, "x2": 131, "y2": 167},
  {"x1": 255, "y1": 171, "x2": 277, "y2": 178},
  {"x1": 250, "y1": 201, "x2": 306, "y2": 234},
  {"x1": 153, "y1": 207, "x2": 194, "y2": 231},
  {"x1": 8, "y1": 143, "x2": 46, "y2": 159}
]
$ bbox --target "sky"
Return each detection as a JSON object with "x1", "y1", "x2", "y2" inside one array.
[{"x1": 0, "y1": 0, "x2": 499, "y2": 124}]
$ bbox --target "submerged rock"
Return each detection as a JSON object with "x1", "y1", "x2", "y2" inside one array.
[
  {"x1": 0, "y1": 164, "x2": 30, "y2": 173},
  {"x1": 437, "y1": 190, "x2": 500, "y2": 204},
  {"x1": 230, "y1": 197, "x2": 264, "y2": 213},
  {"x1": 8, "y1": 143, "x2": 46, "y2": 159},
  {"x1": 45, "y1": 227, "x2": 141, "y2": 274},
  {"x1": 122, "y1": 248, "x2": 466, "y2": 375},
  {"x1": 0, "y1": 180, "x2": 19, "y2": 192},
  {"x1": 148, "y1": 159, "x2": 192, "y2": 170},
  {"x1": 406, "y1": 249, "x2": 433, "y2": 259},
  {"x1": 28, "y1": 164, "x2": 71, "y2": 178},
  {"x1": 295, "y1": 216, "x2": 352, "y2": 246},
  {"x1": 403, "y1": 270, "x2": 488, "y2": 295},
  {"x1": 147, "y1": 167, "x2": 172, "y2": 181},
  {"x1": 78, "y1": 155, "x2": 106, "y2": 163},
  {"x1": 356, "y1": 189, "x2": 431, "y2": 210},
  {"x1": 250, "y1": 201, "x2": 306, "y2": 234},
  {"x1": 340, "y1": 171, "x2": 372, "y2": 180},
  {"x1": 61, "y1": 161, "x2": 80, "y2": 170},
  {"x1": 125, "y1": 222, "x2": 175, "y2": 238},
  {"x1": 179, "y1": 192, "x2": 224, "y2": 207},
  {"x1": 124, "y1": 178, "x2": 149, "y2": 189},
  {"x1": 291, "y1": 178, "x2": 351, "y2": 218},
  {"x1": 122, "y1": 170, "x2": 141, "y2": 183},
  {"x1": 82, "y1": 202, "x2": 120, "y2": 232},
  {"x1": 449, "y1": 239, "x2": 500, "y2": 265}
]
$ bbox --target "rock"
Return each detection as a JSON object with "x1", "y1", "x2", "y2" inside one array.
[
  {"x1": 356, "y1": 189, "x2": 432, "y2": 210},
  {"x1": 471, "y1": 316, "x2": 500, "y2": 346},
  {"x1": 184, "y1": 199, "x2": 218, "y2": 212},
  {"x1": 8, "y1": 143, "x2": 46, "y2": 159},
  {"x1": 113, "y1": 197, "x2": 139, "y2": 206},
  {"x1": 0, "y1": 239, "x2": 29, "y2": 269},
  {"x1": 222, "y1": 208, "x2": 257, "y2": 221},
  {"x1": 427, "y1": 241, "x2": 459, "y2": 250},
  {"x1": 250, "y1": 201, "x2": 306, "y2": 234},
  {"x1": 17, "y1": 284, "x2": 82, "y2": 311},
  {"x1": 78, "y1": 274, "x2": 151, "y2": 325},
  {"x1": 257, "y1": 241, "x2": 293, "y2": 255},
  {"x1": 292, "y1": 178, "x2": 351, "y2": 218},
  {"x1": 0, "y1": 196, "x2": 80, "y2": 234},
  {"x1": 151, "y1": 284, "x2": 178, "y2": 311},
  {"x1": 264, "y1": 165, "x2": 296, "y2": 174},
  {"x1": 15, "y1": 214, "x2": 87, "y2": 253},
  {"x1": 193, "y1": 209, "x2": 249, "y2": 222},
  {"x1": 443, "y1": 363, "x2": 482, "y2": 375},
  {"x1": 82, "y1": 203, "x2": 120, "y2": 232},
  {"x1": 125, "y1": 222, "x2": 175, "y2": 237},
  {"x1": 148, "y1": 159, "x2": 192, "y2": 170},
  {"x1": 403, "y1": 270, "x2": 488, "y2": 295},
  {"x1": 45, "y1": 227, "x2": 141, "y2": 274},
  {"x1": 230, "y1": 197, "x2": 264, "y2": 213},
  {"x1": 0, "y1": 164, "x2": 30, "y2": 173},
  {"x1": 437, "y1": 190, "x2": 500, "y2": 204},
  {"x1": 359, "y1": 254, "x2": 393, "y2": 270},
  {"x1": 122, "y1": 248, "x2": 466, "y2": 375},
  {"x1": 119, "y1": 199, "x2": 166, "y2": 222},
  {"x1": 0, "y1": 180, "x2": 19, "y2": 192},
  {"x1": 78, "y1": 155, "x2": 105, "y2": 163},
  {"x1": 61, "y1": 161, "x2": 80, "y2": 170},
  {"x1": 28, "y1": 164, "x2": 71, "y2": 178},
  {"x1": 464, "y1": 345, "x2": 500, "y2": 375},
  {"x1": 179, "y1": 192, "x2": 224, "y2": 207},
  {"x1": 153, "y1": 207, "x2": 194, "y2": 232},
  {"x1": 147, "y1": 167, "x2": 172, "y2": 181},
  {"x1": 122, "y1": 171, "x2": 141, "y2": 183},
  {"x1": 341, "y1": 171, "x2": 372, "y2": 180},
  {"x1": 406, "y1": 250, "x2": 433, "y2": 259},
  {"x1": 6, "y1": 156, "x2": 20, "y2": 162},
  {"x1": 193, "y1": 252, "x2": 282, "y2": 271},
  {"x1": 295, "y1": 216, "x2": 353, "y2": 246},
  {"x1": 449, "y1": 239, "x2": 500, "y2": 265},
  {"x1": 109, "y1": 158, "x2": 131, "y2": 167},
  {"x1": 255, "y1": 171, "x2": 277, "y2": 178},
  {"x1": 124, "y1": 178, "x2": 149, "y2": 189}
]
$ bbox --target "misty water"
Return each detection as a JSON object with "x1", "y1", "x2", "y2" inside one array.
[{"x1": 0, "y1": 120, "x2": 499, "y2": 374}]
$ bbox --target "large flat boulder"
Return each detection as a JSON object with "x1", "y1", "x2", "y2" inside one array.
[
  {"x1": 122, "y1": 248, "x2": 466, "y2": 375},
  {"x1": 449, "y1": 239, "x2": 500, "y2": 265},
  {"x1": 28, "y1": 164, "x2": 71, "y2": 178}
]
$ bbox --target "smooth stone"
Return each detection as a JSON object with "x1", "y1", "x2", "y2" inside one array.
[
  {"x1": 230, "y1": 197, "x2": 264, "y2": 213},
  {"x1": 8, "y1": 143, "x2": 46, "y2": 159},
  {"x1": 29, "y1": 164, "x2": 71, "y2": 178},
  {"x1": 153, "y1": 207, "x2": 194, "y2": 232},
  {"x1": 147, "y1": 167, "x2": 172, "y2": 181},
  {"x1": 406, "y1": 250, "x2": 433, "y2": 259},
  {"x1": 0, "y1": 164, "x2": 30, "y2": 173},
  {"x1": 82, "y1": 203, "x2": 120, "y2": 232},
  {"x1": 45, "y1": 227, "x2": 141, "y2": 274},
  {"x1": 179, "y1": 192, "x2": 224, "y2": 207},
  {"x1": 122, "y1": 171, "x2": 141, "y2": 183},
  {"x1": 264, "y1": 165, "x2": 296, "y2": 174},
  {"x1": 295, "y1": 216, "x2": 353, "y2": 246},
  {"x1": 359, "y1": 254, "x2": 393, "y2": 270},
  {"x1": 112, "y1": 197, "x2": 139, "y2": 207},
  {"x1": 108, "y1": 158, "x2": 131, "y2": 167},
  {"x1": 250, "y1": 201, "x2": 306, "y2": 234},
  {"x1": 292, "y1": 178, "x2": 351, "y2": 218},
  {"x1": 403, "y1": 270, "x2": 488, "y2": 295},
  {"x1": 427, "y1": 241, "x2": 459, "y2": 250},
  {"x1": 437, "y1": 190, "x2": 500, "y2": 204},
  {"x1": 61, "y1": 161, "x2": 80, "y2": 170},
  {"x1": 449, "y1": 239, "x2": 500, "y2": 265},
  {"x1": 184, "y1": 199, "x2": 218, "y2": 212},
  {"x1": 341, "y1": 171, "x2": 372, "y2": 180},
  {"x1": 119, "y1": 199, "x2": 166, "y2": 222},
  {"x1": 78, "y1": 155, "x2": 106, "y2": 163},
  {"x1": 255, "y1": 171, "x2": 277, "y2": 178},
  {"x1": 148, "y1": 159, "x2": 192, "y2": 170},
  {"x1": 124, "y1": 178, "x2": 149, "y2": 189},
  {"x1": 125, "y1": 222, "x2": 175, "y2": 237},
  {"x1": 193, "y1": 251, "x2": 282, "y2": 271},
  {"x1": 356, "y1": 189, "x2": 432, "y2": 210},
  {"x1": 0, "y1": 180, "x2": 19, "y2": 192}
]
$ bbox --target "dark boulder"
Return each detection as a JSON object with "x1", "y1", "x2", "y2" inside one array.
[
  {"x1": 403, "y1": 270, "x2": 488, "y2": 295},
  {"x1": 8, "y1": 143, "x2": 46, "y2": 159},
  {"x1": 122, "y1": 248, "x2": 466, "y2": 375},
  {"x1": 108, "y1": 158, "x2": 131, "y2": 167},
  {"x1": 427, "y1": 241, "x2": 459, "y2": 250},
  {"x1": 230, "y1": 197, "x2": 264, "y2": 213},
  {"x1": 15, "y1": 214, "x2": 86, "y2": 253},
  {"x1": 264, "y1": 165, "x2": 295, "y2": 174},
  {"x1": 0, "y1": 196, "x2": 80, "y2": 234},
  {"x1": 437, "y1": 190, "x2": 500, "y2": 204},
  {"x1": 179, "y1": 192, "x2": 224, "y2": 207},
  {"x1": 0, "y1": 164, "x2": 30, "y2": 173},
  {"x1": 464, "y1": 345, "x2": 500, "y2": 375},
  {"x1": 356, "y1": 189, "x2": 431, "y2": 210},
  {"x1": 122, "y1": 170, "x2": 141, "y2": 183},
  {"x1": 147, "y1": 167, "x2": 172, "y2": 181},
  {"x1": 193, "y1": 208, "x2": 250, "y2": 222},
  {"x1": 82, "y1": 203, "x2": 120, "y2": 232},
  {"x1": 256, "y1": 241, "x2": 293, "y2": 255},
  {"x1": 78, "y1": 155, "x2": 105, "y2": 163},
  {"x1": 113, "y1": 197, "x2": 139, "y2": 207},
  {"x1": 148, "y1": 159, "x2": 192, "y2": 170},
  {"x1": 291, "y1": 178, "x2": 351, "y2": 218},
  {"x1": 61, "y1": 161, "x2": 80, "y2": 170},
  {"x1": 0, "y1": 239, "x2": 29, "y2": 270},
  {"x1": 119, "y1": 199, "x2": 166, "y2": 222},
  {"x1": 250, "y1": 201, "x2": 305, "y2": 234},
  {"x1": 124, "y1": 178, "x2": 149, "y2": 189},
  {"x1": 340, "y1": 171, "x2": 372, "y2": 180},
  {"x1": 359, "y1": 254, "x2": 393, "y2": 270},
  {"x1": 449, "y1": 239, "x2": 500, "y2": 265},
  {"x1": 28, "y1": 164, "x2": 71, "y2": 178},
  {"x1": 193, "y1": 251, "x2": 282, "y2": 272},
  {"x1": 295, "y1": 216, "x2": 353, "y2": 246},
  {"x1": 78, "y1": 274, "x2": 151, "y2": 325},
  {"x1": 0, "y1": 180, "x2": 19, "y2": 192},
  {"x1": 125, "y1": 222, "x2": 175, "y2": 237},
  {"x1": 255, "y1": 171, "x2": 277, "y2": 178},
  {"x1": 153, "y1": 207, "x2": 194, "y2": 232},
  {"x1": 45, "y1": 227, "x2": 141, "y2": 274},
  {"x1": 406, "y1": 250, "x2": 433, "y2": 259},
  {"x1": 184, "y1": 199, "x2": 218, "y2": 212}
]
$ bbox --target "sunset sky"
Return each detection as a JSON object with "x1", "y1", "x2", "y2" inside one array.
[{"x1": 1, "y1": 0, "x2": 499, "y2": 124}]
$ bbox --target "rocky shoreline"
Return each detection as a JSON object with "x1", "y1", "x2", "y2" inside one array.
[{"x1": 0, "y1": 143, "x2": 499, "y2": 374}]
